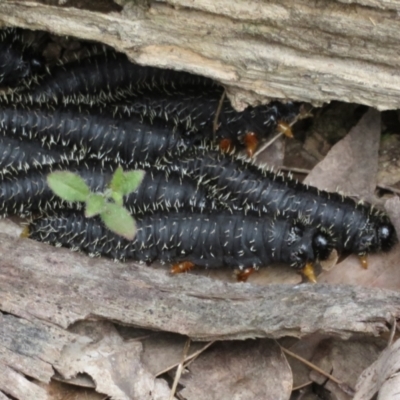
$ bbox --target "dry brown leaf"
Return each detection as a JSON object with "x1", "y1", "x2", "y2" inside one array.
[
  {"x1": 36, "y1": 380, "x2": 105, "y2": 400},
  {"x1": 354, "y1": 338, "x2": 400, "y2": 400},
  {"x1": 55, "y1": 321, "x2": 170, "y2": 400},
  {"x1": 304, "y1": 107, "x2": 380, "y2": 199},
  {"x1": 178, "y1": 340, "x2": 292, "y2": 400},
  {"x1": 310, "y1": 338, "x2": 386, "y2": 400},
  {"x1": 140, "y1": 333, "x2": 205, "y2": 376},
  {"x1": 282, "y1": 333, "x2": 330, "y2": 388}
]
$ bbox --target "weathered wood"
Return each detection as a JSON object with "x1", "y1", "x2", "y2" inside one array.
[
  {"x1": 0, "y1": 228, "x2": 399, "y2": 341},
  {"x1": 0, "y1": 0, "x2": 400, "y2": 110}
]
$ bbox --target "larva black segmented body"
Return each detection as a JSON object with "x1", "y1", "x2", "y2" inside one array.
[
  {"x1": 0, "y1": 136, "x2": 84, "y2": 176},
  {"x1": 21, "y1": 52, "x2": 218, "y2": 103},
  {"x1": 27, "y1": 210, "x2": 333, "y2": 270},
  {"x1": 0, "y1": 28, "x2": 44, "y2": 87},
  {"x1": 115, "y1": 94, "x2": 299, "y2": 145},
  {"x1": 170, "y1": 149, "x2": 398, "y2": 256},
  {"x1": 0, "y1": 162, "x2": 214, "y2": 218},
  {"x1": 0, "y1": 105, "x2": 200, "y2": 167}
]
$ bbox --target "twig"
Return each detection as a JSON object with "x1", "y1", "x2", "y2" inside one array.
[
  {"x1": 156, "y1": 341, "x2": 215, "y2": 377},
  {"x1": 388, "y1": 316, "x2": 397, "y2": 347},
  {"x1": 292, "y1": 381, "x2": 313, "y2": 391},
  {"x1": 377, "y1": 184, "x2": 400, "y2": 196},
  {"x1": 253, "y1": 130, "x2": 284, "y2": 157},
  {"x1": 278, "y1": 166, "x2": 311, "y2": 175},
  {"x1": 279, "y1": 345, "x2": 343, "y2": 386},
  {"x1": 212, "y1": 90, "x2": 226, "y2": 140},
  {"x1": 169, "y1": 338, "x2": 191, "y2": 400},
  {"x1": 254, "y1": 104, "x2": 314, "y2": 158}
]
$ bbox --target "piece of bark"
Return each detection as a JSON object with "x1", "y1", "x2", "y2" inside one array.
[
  {"x1": 1, "y1": 230, "x2": 400, "y2": 341},
  {"x1": 1, "y1": 1, "x2": 400, "y2": 110},
  {"x1": 0, "y1": 312, "x2": 75, "y2": 382},
  {"x1": 0, "y1": 363, "x2": 47, "y2": 400}
]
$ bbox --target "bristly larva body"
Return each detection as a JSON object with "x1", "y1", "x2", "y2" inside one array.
[
  {"x1": 0, "y1": 28, "x2": 44, "y2": 88},
  {"x1": 0, "y1": 161, "x2": 214, "y2": 218},
  {"x1": 0, "y1": 104, "x2": 201, "y2": 167},
  {"x1": 115, "y1": 93, "x2": 299, "y2": 149},
  {"x1": 0, "y1": 135, "x2": 84, "y2": 176},
  {"x1": 19, "y1": 52, "x2": 218, "y2": 104},
  {"x1": 170, "y1": 149, "x2": 398, "y2": 256},
  {"x1": 26, "y1": 210, "x2": 333, "y2": 270}
]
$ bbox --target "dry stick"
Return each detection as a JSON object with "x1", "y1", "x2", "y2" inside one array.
[
  {"x1": 279, "y1": 166, "x2": 311, "y2": 175},
  {"x1": 169, "y1": 338, "x2": 191, "y2": 400},
  {"x1": 212, "y1": 90, "x2": 226, "y2": 140},
  {"x1": 388, "y1": 316, "x2": 397, "y2": 347},
  {"x1": 182, "y1": 341, "x2": 216, "y2": 369},
  {"x1": 253, "y1": 130, "x2": 284, "y2": 157},
  {"x1": 279, "y1": 345, "x2": 344, "y2": 386},
  {"x1": 253, "y1": 105, "x2": 315, "y2": 158},
  {"x1": 292, "y1": 381, "x2": 313, "y2": 391},
  {"x1": 155, "y1": 341, "x2": 215, "y2": 377},
  {"x1": 377, "y1": 184, "x2": 400, "y2": 196}
]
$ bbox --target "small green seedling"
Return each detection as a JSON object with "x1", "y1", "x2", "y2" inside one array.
[{"x1": 47, "y1": 167, "x2": 145, "y2": 240}]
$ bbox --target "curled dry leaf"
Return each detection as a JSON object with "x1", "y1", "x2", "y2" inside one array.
[
  {"x1": 304, "y1": 107, "x2": 380, "y2": 199},
  {"x1": 178, "y1": 340, "x2": 292, "y2": 400},
  {"x1": 309, "y1": 338, "x2": 386, "y2": 400},
  {"x1": 354, "y1": 338, "x2": 400, "y2": 400},
  {"x1": 55, "y1": 320, "x2": 171, "y2": 400}
]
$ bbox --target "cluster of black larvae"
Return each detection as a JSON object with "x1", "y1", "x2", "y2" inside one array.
[{"x1": 0, "y1": 27, "x2": 397, "y2": 282}]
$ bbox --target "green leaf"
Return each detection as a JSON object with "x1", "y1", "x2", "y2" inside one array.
[
  {"x1": 109, "y1": 166, "x2": 125, "y2": 193},
  {"x1": 47, "y1": 171, "x2": 90, "y2": 202},
  {"x1": 111, "y1": 191, "x2": 124, "y2": 207},
  {"x1": 85, "y1": 194, "x2": 106, "y2": 218},
  {"x1": 110, "y1": 167, "x2": 145, "y2": 196},
  {"x1": 101, "y1": 202, "x2": 136, "y2": 240},
  {"x1": 121, "y1": 170, "x2": 145, "y2": 195}
]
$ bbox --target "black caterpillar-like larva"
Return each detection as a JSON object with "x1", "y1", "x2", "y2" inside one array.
[
  {"x1": 26, "y1": 210, "x2": 334, "y2": 271},
  {"x1": 0, "y1": 162, "x2": 213, "y2": 217},
  {"x1": 0, "y1": 136, "x2": 84, "y2": 176},
  {"x1": 114, "y1": 93, "x2": 299, "y2": 148},
  {"x1": 0, "y1": 161, "x2": 215, "y2": 218},
  {"x1": 169, "y1": 149, "x2": 398, "y2": 257},
  {"x1": 17, "y1": 51, "x2": 219, "y2": 104},
  {"x1": 0, "y1": 104, "x2": 203, "y2": 167},
  {"x1": 0, "y1": 28, "x2": 44, "y2": 87}
]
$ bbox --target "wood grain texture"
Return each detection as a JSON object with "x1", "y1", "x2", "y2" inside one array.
[
  {"x1": 0, "y1": 0, "x2": 400, "y2": 109},
  {"x1": 0, "y1": 228, "x2": 399, "y2": 341}
]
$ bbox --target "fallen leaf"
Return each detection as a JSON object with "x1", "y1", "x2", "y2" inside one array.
[
  {"x1": 141, "y1": 332, "x2": 205, "y2": 376},
  {"x1": 281, "y1": 333, "x2": 330, "y2": 388},
  {"x1": 304, "y1": 108, "x2": 381, "y2": 200},
  {"x1": 178, "y1": 340, "x2": 292, "y2": 400},
  {"x1": 354, "y1": 338, "x2": 400, "y2": 400},
  {"x1": 310, "y1": 338, "x2": 386, "y2": 400},
  {"x1": 55, "y1": 321, "x2": 171, "y2": 400}
]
